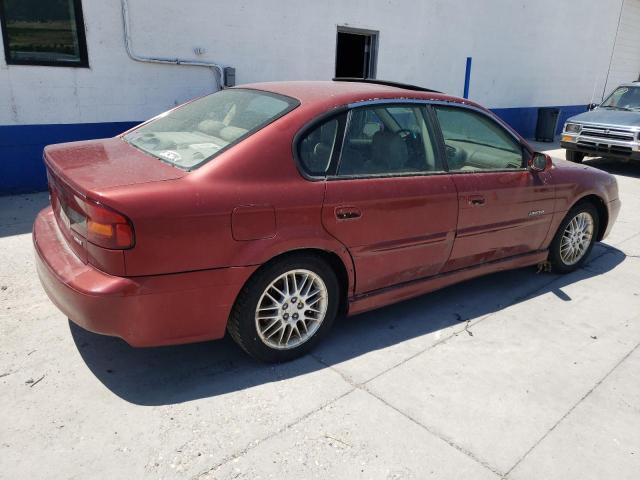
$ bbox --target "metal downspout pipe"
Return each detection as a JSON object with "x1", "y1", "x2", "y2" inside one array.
[{"x1": 121, "y1": 0, "x2": 225, "y2": 90}]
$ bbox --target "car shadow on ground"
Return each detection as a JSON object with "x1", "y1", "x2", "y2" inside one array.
[
  {"x1": 583, "y1": 156, "x2": 640, "y2": 179},
  {"x1": 0, "y1": 193, "x2": 49, "y2": 238},
  {"x1": 70, "y1": 242, "x2": 626, "y2": 406}
]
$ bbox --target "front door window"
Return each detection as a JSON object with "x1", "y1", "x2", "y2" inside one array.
[{"x1": 434, "y1": 106, "x2": 524, "y2": 171}]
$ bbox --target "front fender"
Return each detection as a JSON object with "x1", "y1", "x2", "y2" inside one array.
[{"x1": 540, "y1": 159, "x2": 618, "y2": 247}]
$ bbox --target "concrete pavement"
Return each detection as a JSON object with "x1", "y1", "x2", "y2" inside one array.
[{"x1": 1, "y1": 145, "x2": 639, "y2": 479}]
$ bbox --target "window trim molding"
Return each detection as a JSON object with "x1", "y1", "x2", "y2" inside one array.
[
  {"x1": 0, "y1": 0, "x2": 90, "y2": 68},
  {"x1": 292, "y1": 106, "x2": 349, "y2": 181},
  {"x1": 351, "y1": 98, "x2": 527, "y2": 148},
  {"x1": 293, "y1": 98, "x2": 534, "y2": 182}
]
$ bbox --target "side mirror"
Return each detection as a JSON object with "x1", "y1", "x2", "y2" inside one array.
[
  {"x1": 529, "y1": 152, "x2": 552, "y2": 172},
  {"x1": 587, "y1": 103, "x2": 598, "y2": 111}
]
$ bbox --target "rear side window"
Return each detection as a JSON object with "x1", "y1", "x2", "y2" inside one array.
[
  {"x1": 338, "y1": 105, "x2": 440, "y2": 176},
  {"x1": 434, "y1": 106, "x2": 524, "y2": 171},
  {"x1": 124, "y1": 89, "x2": 298, "y2": 170},
  {"x1": 298, "y1": 118, "x2": 340, "y2": 176}
]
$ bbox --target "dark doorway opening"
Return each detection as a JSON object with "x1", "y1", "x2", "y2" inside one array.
[{"x1": 335, "y1": 27, "x2": 378, "y2": 79}]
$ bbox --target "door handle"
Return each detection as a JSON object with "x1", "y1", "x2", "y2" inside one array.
[
  {"x1": 468, "y1": 195, "x2": 486, "y2": 206},
  {"x1": 335, "y1": 206, "x2": 362, "y2": 220}
]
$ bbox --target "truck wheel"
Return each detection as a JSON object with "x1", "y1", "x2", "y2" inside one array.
[
  {"x1": 227, "y1": 254, "x2": 339, "y2": 363},
  {"x1": 566, "y1": 150, "x2": 585, "y2": 163},
  {"x1": 548, "y1": 202, "x2": 599, "y2": 273}
]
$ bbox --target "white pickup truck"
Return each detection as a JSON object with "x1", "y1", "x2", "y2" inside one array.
[{"x1": 561, "y1": 82, "x2": 640, "y2": 163}]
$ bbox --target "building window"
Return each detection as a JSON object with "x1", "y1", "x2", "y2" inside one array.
[
  {"x1": 0, "y1": 0, "x2": 88, "y2": 67},
  {"x1": 335, "y1": 26, "x2": 378, "y2": 79}
]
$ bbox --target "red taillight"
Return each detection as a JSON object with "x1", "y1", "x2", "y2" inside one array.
[
  {"x1": 74, "y1": 196, "x2": 135, "y2": 249},
  {"x1": 47, "y1": 170, "x2": 134, "y2": 250}
]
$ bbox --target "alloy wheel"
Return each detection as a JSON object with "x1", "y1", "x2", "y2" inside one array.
[
  {"x1": 255, "y1": 269, "x2": 328, "y2": 350},
  {"x1": 560, "y1": 211, "x2": 594, "y2": 265}
]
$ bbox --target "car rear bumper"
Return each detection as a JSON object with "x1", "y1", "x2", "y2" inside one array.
[
  {"x1": 561, "y1": 141, "x2": 640, "y2": 161},
  {"x1": 33, "y1": 207, "x2": 256, "y2": 347}
]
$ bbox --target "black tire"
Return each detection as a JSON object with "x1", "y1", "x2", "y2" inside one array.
[
  {"x1": 565, "y1": 150, "x2": 585, "y2": 163},
  {"x1": 548, "y1": 202, "x2": 599, "y2": 273},
  {"x1": 227, "y1": 253, "x2": 340, "y2": 363}
]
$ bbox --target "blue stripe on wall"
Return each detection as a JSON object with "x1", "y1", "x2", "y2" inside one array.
[
  {"x1": 492, "y1": 104, "x2": 588, "y2": 140},
  {"x1": 0, "y1": 104, "x2": 589, "y2": 195},
  {"x1": 0, "y1": 121, "x2": 140, "y2": 195}
]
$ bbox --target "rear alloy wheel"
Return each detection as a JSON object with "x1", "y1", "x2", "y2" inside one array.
[
  {"x1": 255, "y1": 269, "x2": 328, "y2": 350},
  {"x1": 549, "y1": 203, "x2": 599, "y2": 273},
  {"x1": 227, "y1": 255, "x2": 339, "y2": 362},
  {"x1": 565, "y1": 150, "x2": 585, "y2": 163}
]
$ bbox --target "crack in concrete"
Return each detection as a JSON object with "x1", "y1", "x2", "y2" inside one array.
[
  {"x1": 611, "y1": 230, "x2": 640, "y2": 249},
  {"x1": 371, "y1": 241, "x2": 620, "y2": 377},
  {"x1": 190, "y1": 386, "x2": 356, "y2": 479},
  {"x1": 362, "y1": 385, "x2": 505, "y2": 478},
  {"x1": 504, "y1": 339, "x2": 640, "y2": 478},
  {"x1": 312, "y1": 351, "x2": 504, "y2": 476},
  {"x1": 360, "y1": 270, "x2": 571, "y2": 388},
  {"x1": 101, "y1": 240, "x2": 640, "y2": 478},
  {"x1": 298, "y1": 245, "x2": 618, "y2": 478},
  {"x1": 308, "y1": 354, "x2": 503, "y2": 477}
]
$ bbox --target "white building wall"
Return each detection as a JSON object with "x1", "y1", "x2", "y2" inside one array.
[
  {"x1": 0, "y1": 0, "x2": 634, "y2": 126},
  {"x1": 0, "y1": 1, "x2": 213, "y2": 125},
  {"x1": 605, "y1": 0, "x2": 640, "y2": 97}
]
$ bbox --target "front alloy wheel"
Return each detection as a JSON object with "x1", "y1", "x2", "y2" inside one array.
[
  {"x1": 559, "y1": 212, "x2": 594, "y2": 266},
  {"x1": 549, "y1": 203, "x2": 599, "y2": 273}
]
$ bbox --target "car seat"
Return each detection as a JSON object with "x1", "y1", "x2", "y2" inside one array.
[{"x1": 370, "y1": 130, "x2": 409, "y2": 173}]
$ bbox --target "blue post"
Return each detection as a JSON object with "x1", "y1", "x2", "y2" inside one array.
[{"x1": 463, "y1": 57, "x2": 472, "y2": 99}]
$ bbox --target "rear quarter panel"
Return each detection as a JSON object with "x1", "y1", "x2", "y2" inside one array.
[{"x1": 97, "y1": 105, "x2": 356, "y2": 292}]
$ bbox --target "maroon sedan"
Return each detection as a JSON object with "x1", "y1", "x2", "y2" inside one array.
[{"x1": 34, "y1": 79, "x2": 620, "y2": 362}]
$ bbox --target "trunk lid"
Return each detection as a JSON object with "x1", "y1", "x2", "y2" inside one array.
[
  {"x1": 44, "y1": 137, "x2": 185, "y2": 274},
  {"x1": 44, "y1": 137, "x2": 187, "y2": 195}
]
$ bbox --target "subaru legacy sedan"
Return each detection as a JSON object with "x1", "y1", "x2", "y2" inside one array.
[{"x1": 34, "y1": 79, "x2": 620, "y2": 362}]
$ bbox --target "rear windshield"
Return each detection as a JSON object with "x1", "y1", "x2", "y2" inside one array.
[{"x1": 123, "y1": 88, "x2": 299, "y2": 169}]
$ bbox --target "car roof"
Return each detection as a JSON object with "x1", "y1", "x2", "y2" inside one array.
[{"x1": 237, "y1": 80, "x2": 478, "y2": 111}]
